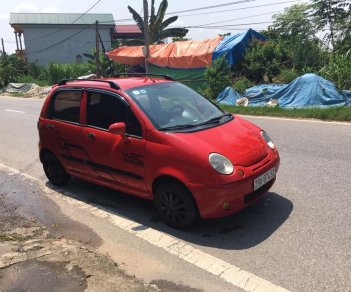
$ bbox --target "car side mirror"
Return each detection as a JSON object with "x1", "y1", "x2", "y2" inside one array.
[{"x1": 108, "y1": 122, "x2": 126, "y2": 136}]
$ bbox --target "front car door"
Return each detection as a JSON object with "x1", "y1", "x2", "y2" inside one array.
[{"x1": 81, "y1": 89, "x2": 147, "y2": 196}]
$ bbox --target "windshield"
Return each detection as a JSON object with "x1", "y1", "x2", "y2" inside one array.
[{"x1": 125, "y1": 82, "x2": 232, "y2": 131}]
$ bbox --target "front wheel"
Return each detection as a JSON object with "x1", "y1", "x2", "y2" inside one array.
[
  {"x1": 42, "y1": 152, "x2": 70, "y2": 186},
  {"x1": 154, "y1": 182, "x2": 198, "y2": 228}
]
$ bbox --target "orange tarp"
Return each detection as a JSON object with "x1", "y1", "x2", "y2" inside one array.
[{"x1": 107, "y1": 36, "x2": 224, "y2": 68}]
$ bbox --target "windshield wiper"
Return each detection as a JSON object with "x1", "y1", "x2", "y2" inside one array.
[
  {"x1": 158, "y1": 113, "x2": 232, "y2": 131},
  {"x1": 158, "y1": 124, "x2": 197, "y2": 131},
  {"x1": 200, "y1": 113, "x2": 233, "y2": 125}
]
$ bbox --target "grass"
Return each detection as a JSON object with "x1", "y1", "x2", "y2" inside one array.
[
  {"x1": 8, "y1": 92, "x2": 25, "y2": 97},
  {"x1": 220, "y1": 105, "x2": 351, "y2": 122},
  {"x1": 0, "y1": 233, "x2": 28, "y2": 242}
]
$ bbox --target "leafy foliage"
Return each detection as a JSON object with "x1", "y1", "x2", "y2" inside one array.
[
  {"x1": 309, "y1": 0, "x2": 351, "y2": 50},
  {"x1": 83, "y1": 50, "x2": 125, "y2": 77},
  {"x1": 46, "y1": 62, "x2": 95, "y2": 84},
  {"x1": 319, "y1": 50, "x2": 351, "y2": 89},
  {"x1": 233, "y1": 77, "x2": 253, "y2": 93},
  {"x1": 234, "y1": 3, "x2": 330, "y2": 84},
  {"x1": 128, "y1": 0, "x2": 188, "y2": 44},
  {"x1": 235, "y1": 40, "x2": 287, "y2": 83},
  {"x1": 272, "y1": 3, "x2": 315, "y2": 40},
  {"x1": 221, "y1": 105, "x2": 351, "y2": 122},
  {"x1": 277, "y1": 69, "x2": 300, "y2": 83},
  {"x1": 203, "y1": 57, "x2": 232, "y2": 99},
  {"x1": 0, "y1": 55, "x2": 124, "y2": 87},
  {"x1": 0, "y1": 54, "x2": 23, "y2": 87}
]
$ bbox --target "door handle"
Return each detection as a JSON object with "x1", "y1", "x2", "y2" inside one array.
[
  {"x1": 47, "y1": 123, "x2": 55, "y2": 129},
  {"x1": 86, "y1": 132, "x2": 95, "y2": 139}
]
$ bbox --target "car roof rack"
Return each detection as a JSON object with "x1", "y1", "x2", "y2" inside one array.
[
  {"x1": 114, "y1": 73, "x2": 175, "y2": 81},
  {"x1": 58, "y1": 79, "x2": 120, "y2": 90}
]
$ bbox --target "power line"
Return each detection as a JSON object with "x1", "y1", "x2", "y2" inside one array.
[
  {"x1": 15, "y1": 0, "x2": 302, "y2": 54},
  {"x1": 72, "y1": 0, "x2": 102, "y2": 24},
  {"x1": 186, "y1": 21, "x2": 274, "y2": 29},
  {"x1": 191, "y1": 10, "x2": 281, "y2": 27},
  {"x1": 111, "y1": 0, "x2": 301, "y2": 23},
  {"x1": 29, "y1": 25, "x2": 92, "y2": 53},
  {"x1": 166, "y1": 0, "x2": 256, "y2": 15},
  {"x1": 170, "y1": 0, "x2": 302, "y2": 18}
]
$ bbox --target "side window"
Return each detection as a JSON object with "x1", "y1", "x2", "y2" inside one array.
[
  {"x1": 126, "y1": 109, "x2": 142, "y2": 137},
  {"x1": 49, "y1": 90, "x2": 81, "y2": 123},
  {"x1": 87, "y1": 92, "x2": 142, "y2": 137}
]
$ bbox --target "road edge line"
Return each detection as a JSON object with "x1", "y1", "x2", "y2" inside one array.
[{"x1": 0, "y1": 162, "x2": 290, "y2": 292}]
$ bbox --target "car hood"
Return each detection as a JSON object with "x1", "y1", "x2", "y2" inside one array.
[{"x1": 170, "y1": 117, "x2": 268, "y2": 167}]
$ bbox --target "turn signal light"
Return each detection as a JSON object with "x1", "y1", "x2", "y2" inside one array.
[{"x1": 237, "y1": 169, "x2": 245, "y2": 177}]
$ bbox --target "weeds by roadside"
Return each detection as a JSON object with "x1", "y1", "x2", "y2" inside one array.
[{"x1": 221, "y1": 105, "x2": 351, "y2": 122}]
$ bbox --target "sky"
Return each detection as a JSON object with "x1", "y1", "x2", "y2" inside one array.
[{"x1": 0, "y1": 0, "x2": 306, "y2": 54}]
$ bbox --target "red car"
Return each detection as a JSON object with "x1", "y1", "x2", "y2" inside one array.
[{"x1": 38, "y1": 75, "x2": 279, "y2": 228}]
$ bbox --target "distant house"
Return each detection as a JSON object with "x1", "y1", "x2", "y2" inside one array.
[
  {"x1": 9, "y1": 13, "x2": 115, "y2": 65},
  {"x1": 112, "y1": 24, "x2": 143, "y2": 39}
]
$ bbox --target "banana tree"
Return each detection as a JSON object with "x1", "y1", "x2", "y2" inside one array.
[{"x1": 128, "y1": 0, "x2": 188, "y2": 44}]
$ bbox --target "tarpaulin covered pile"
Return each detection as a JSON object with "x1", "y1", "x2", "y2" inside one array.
[
  {"x1": 107, "y1": 29, "x2": 266, "y2": 90},
  {"x1": 0, "y1": 83, "x2": 34, "y2": 93},
  {"x1": 0, "y1": 83, "x2": 52, "y2": 97},
  {"x1": 107, "y1": 36, "x2": 223, "y2": 68},
  {"x1": 217, "y1": 74, "x2": 351, "y2": 108}
]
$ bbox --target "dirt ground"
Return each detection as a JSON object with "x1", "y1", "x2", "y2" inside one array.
[{"x1": 0, "y1": 191, "x2": 158, "y2": 292}]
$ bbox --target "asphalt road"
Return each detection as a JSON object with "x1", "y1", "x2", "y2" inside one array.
[{"x1": 0, "y1": 95, "x2": 350, "y2": 292}]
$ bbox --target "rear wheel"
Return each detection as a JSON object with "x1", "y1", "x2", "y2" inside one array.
[
  {"x1": 42, "y1": 152, "x2": 70, "y2": 186},
  {"x1": 155, "y1": 182, "x2": 197, "y2": 228}
]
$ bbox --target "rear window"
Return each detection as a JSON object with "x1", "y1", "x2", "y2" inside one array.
[{"x1": 49, "y1": 90, "x2": 81, "y2": 123}]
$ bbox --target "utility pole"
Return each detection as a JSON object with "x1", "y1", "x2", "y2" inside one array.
[
  {"x1": 95, "y1": 20, "x2": 101, "y2": 78},
  {"x1": 1, "y1": 38, "x2": 5, "y2": 60},
  {"x1": 143, "y1": 0, "x2": 150, "y2": 74}
]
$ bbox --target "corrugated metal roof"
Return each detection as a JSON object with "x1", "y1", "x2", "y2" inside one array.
[{"x1": 9, "y1": 13, "x2": 114, "y2": 25}]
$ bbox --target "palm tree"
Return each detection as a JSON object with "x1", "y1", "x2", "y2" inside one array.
[{"x1": 128, "y1": 0, "x2": 188, "y2": 44}]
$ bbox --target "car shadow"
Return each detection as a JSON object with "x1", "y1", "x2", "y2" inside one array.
[{"x1": 46, "y1": 177, "x2": 293, "y2": 250}]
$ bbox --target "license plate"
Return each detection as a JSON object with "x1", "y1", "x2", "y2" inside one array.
[{"x1": 253, "y1": 168, "x2": 276, "y2": 190}]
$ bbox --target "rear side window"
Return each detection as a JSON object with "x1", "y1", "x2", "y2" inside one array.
[{"x1": 49, "y1": 90, "x2": 81, "y2": 123}]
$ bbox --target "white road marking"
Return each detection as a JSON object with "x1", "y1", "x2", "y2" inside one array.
[
  {"x1": 5, "y1": 109, "x2": 25, "y2": 114},
  {"x1": 0, "y1": 162, "x2": 290, "y2": 292},
  {"x1": 239, "y1": 114, "x2": 351, "y2": 125}
]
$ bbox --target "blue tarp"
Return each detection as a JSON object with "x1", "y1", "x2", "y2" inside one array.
[
  {"x1": 216, "y1": 87, "x2": 242, "y2": 105},
  {"x1": 217, "y1": 74, "x2": 350, "y2": 108},
  {"x1": 343, "y1": 90, "x2": 351, "y2": 105},
  {"x1": 213, "y1": 29, "x2": 267, "y2": 66}
]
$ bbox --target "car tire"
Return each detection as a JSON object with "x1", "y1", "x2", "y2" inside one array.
[
  {"x1": 155, "y1": 182, "x2": 198, "y2": 228},
  {"x1": 42, "y1": 152, "x2": 70, "y2": 186}
]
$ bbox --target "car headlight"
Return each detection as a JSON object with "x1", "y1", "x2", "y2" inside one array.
[
  {"x1": 209, "y1": 153, "x2": 234, "y2": 175},
  {"x1": 261, "y1": 131, "x2": 275, "y2": 149}
]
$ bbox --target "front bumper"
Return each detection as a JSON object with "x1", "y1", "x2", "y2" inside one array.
[{"x1": 188, "y1": 152, "x2": 280, "y2": 219}]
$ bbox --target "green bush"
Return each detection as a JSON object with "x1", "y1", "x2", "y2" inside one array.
[
  {"x1": 319, "y1": 51, "x2": 351, "y2": 90},
  {"x1": 234, "y1": 40, "x2": 288, "y2": 83},
  {"x1": 233, "y1": 77, "x2": 253, "y2": 93},
  {"x1": 0, "y1": 54, "x2": 121, "y2": 87},
  {"x1": 203, "y1": 57, "x2": 232, "y2": 99},
  {"x1": 279, "y1": 69, "x2": 300, "y2": 83},
  {"x1": 46, "y1": 62, "x2": 95, "y2": 84},
  {"x1": 17, "y1": 75, "x2": 49, "y2": 86},
  {"x1": 0, "y1": 55, "x2": 22, "y2": 87}
]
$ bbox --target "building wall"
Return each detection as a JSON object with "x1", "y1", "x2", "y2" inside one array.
[{"x1": 22, "y1": 25, "x2": 112, "y2": 65}]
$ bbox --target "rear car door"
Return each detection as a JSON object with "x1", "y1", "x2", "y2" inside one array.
[
  {"x1": 43, "y1": 89, "x2": 90, "y2": 175},
  {"x1": 81, "y1": 89, "x2": 147, "y2": 194}
]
